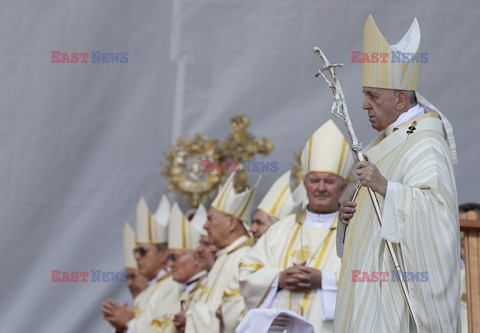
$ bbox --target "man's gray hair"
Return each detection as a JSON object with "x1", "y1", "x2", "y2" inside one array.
[
  {"x1": 406, "y1": 90, "x2": 417, "y2": 105},
  {"x1": 392, "y1": 90, "x2": 417, "y2": 106}
]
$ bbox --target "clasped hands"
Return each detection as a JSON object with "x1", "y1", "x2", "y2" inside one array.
[
  {"x1": 101, "y1": 299, "x2": 134, "y2": 331},
  {"x1": 278, "y1": 262, "x2": 322, "y2": 292}
]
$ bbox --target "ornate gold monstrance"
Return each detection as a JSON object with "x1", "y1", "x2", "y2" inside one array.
[
  {"x1": 163, "y1": 134, "x2": 224, "y2": 208},
  {"x1": 289, "y1": 148, "x2": 304, "y2": 189},
  {"x1": 163, "y1": 113, "x2": 273, "y2": 207}
]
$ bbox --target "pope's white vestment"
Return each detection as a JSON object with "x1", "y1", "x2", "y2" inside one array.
[
  {"x1": 185, "y1": 235, "x2": 253, "y2": 333},
  {"x1": 239, "y1": 209, "x2": 340, "y2": 333},
  {"x1": 335, "y1": 110, "x2": 461, "y2": 332}
]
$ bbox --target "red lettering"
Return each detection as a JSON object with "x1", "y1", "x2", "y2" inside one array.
[
  {"x1": 371, "y1": 271, "x2": 379, "y2": 282},
  {"x1": 351, "y1": 51, "x2": 361, "y2": 63},
  {"x1": 362, "y1": 53, "x2": 371, "y2": 63},
  {"x1": 70, "y1": 52, "x2": 79, "y2": 63},
  {"x1": 201, "y1": 160, "x2": 212, "y2": 172},
  {"x1": 361, "y1": 271, "x2": 370, "y2": 282},
  {"x1": 220, "y1": 161, "x2": 230, "y2": 172},
  {"x1": 351, "y1": 270, "x2": 361, "y2": 282},
  {"x1": 61, "y1": 53, "x2": 71, "y2": 63},
  {"x1": 379, "y1": 271, "x2": 389, "y2": 282},
  {"x1": 71, "y1": 271, "x2": 79, "y2": 282},
  {"x1": 211, "y1": 161, "x2": 220, "y2": 173},
  {"x1": 51, "y1": 51, "x2": 61, "y2": 63},
  {"x1": 79, "y1": 53, "x2": 89, "y2": 63},
  {"x1": 61, "y1": 271, "x2": 71, "y2": 282},
  {"x1": 51, "y1": 270, "x2": 62, "y2": 282},
  {"x1": 380, "y1": 52, "x2": 389, "y2": 63},
  {"x1": 79, "y1": 271, "x2": 89, "y2": 282},
  {"x1": 370, "y1": 52, "x2": 379, "y2": 63}
]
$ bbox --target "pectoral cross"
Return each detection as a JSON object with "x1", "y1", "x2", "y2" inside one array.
[
  {"x1": 407, "y1": 121, "x2": 417, "y2": 135},
  {"x1": 291, "y1": 245, "x2": 314, "y2": 264}
]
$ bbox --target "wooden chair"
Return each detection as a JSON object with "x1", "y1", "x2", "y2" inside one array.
[{"x1": 460, "y1": 211, "x2": 480, "y2": 333}]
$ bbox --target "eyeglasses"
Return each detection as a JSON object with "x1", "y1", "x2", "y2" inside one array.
[
  {"x1": 133, "y1": 247, "x2": 151, "y2": 257},
  {"x1": 166, "y1": 252, "x2": 190, "y2": 262}
]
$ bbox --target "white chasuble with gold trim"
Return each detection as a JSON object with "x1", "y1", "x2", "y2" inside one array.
[
  {"x1": 239, "y1": 209, "x2": 340, "y2": 333},
  {"x1": 335, "y1": 113, "x2": 461, "y2": 332}
]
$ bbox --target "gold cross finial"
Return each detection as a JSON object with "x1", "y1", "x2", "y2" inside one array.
[{"x1": 224, "y1": 113, "x2": 273, "y2": 163}]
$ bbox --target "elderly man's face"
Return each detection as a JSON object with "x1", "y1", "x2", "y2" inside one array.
[
  {"x1": 203, "y1": 208, "x2": 231, "y2": 249},
  {"x1": 134, "y1": 243, "x2": 168, "y2": 280},
  {"x1": 304, "y1": 172, "x2": 346, "y2": 214},
  {"x1": 168, "y1": 250, "x2": 198, "y2": 284},
  {"x1": 362, "y1": 87, "x2": 400, "y2": 131},
  {"x1": 196, "y1": 235, "x2": 218, "y2": 271},
  {"x1": 250, "y1": 210, "x2": 274, "y2": 243},
  {"x1": 125, "y1": 267, "x2": 149, "y2": 298}
]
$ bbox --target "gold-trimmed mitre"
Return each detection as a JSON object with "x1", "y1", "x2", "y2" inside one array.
[
  {"x1": 300, "y1": 120, "x2": 354, "y2": 180},
  {"x1": 168, "y1": 202, "x2": 207, "y2": 250},
  {"x1": 136, "y1": 195, "x2": 170, "y2": 244},
  {"x1": 362, "y1": 15, "x2": 458, "y2": 163},
  {"x1": 123, "y1": 222, "x2": 137, "y2": 269},
  {"x1": 257, "y1": 171, "x2": 305, "y2": 220},
  {"x1": 210, "y1": 172, "x2": 261, "y2": 232},
  {"x1": 363, "y1": 15, "x2": 420, "y2": 90},
  {"x1": 190, "y1": 204, "x2": 208, "y2": 237}
]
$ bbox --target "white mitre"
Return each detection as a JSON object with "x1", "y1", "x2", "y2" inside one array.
[
  {"x1": 123, "y1": 222, "x2": 137, "y2": 269},
  {"x1": 363, "y1": 15, "x2": 457, "y2": 163},
  {"x1": 210, "y1": 172, "x2": 261, "y2": 232},
  {"x1": 257, "y1": 171, "x2": 305, "y2": 220},
  {"x1": 190, "y1": 204, "x2": 208, "y2": 237},
  {"x1": 300, "y1": 120, "x2": 354, "y2": 180},
  {"x1": 168, "y1": 202, "x2": 207, "y2": 250},
  {"x1": 363, "y1": 15, "x2": 420, "y2": 91},
  {"x1": 136, "y1": 195, "x2": 170, "y2": 244}
]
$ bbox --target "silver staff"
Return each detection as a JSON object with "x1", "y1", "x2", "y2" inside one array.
[{"x1": 313, "y1": 47, "x2": 417, "y2": 327}]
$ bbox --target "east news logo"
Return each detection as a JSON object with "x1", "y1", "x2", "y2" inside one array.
[
  {"x1": 51, "y1": 51, "x2": 128, "y2": 63},
  {"x1": 351, "y1": 51, "x2": 428, "y2": 63}
]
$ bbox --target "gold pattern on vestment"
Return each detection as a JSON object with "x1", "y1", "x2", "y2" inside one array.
[{"x1": 291, "y1": 245, "x2": 314, "y2": 264}]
